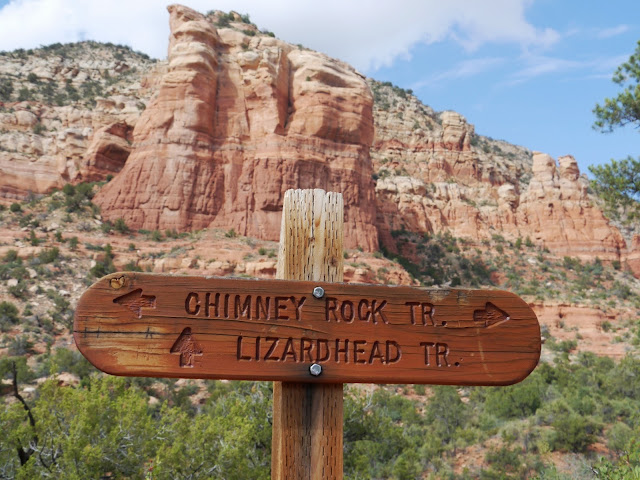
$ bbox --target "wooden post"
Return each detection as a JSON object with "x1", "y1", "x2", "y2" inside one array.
[{"x1": 272, "y1": 189, "x2": 344, "y2": 480}]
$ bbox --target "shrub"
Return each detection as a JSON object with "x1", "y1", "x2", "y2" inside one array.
[
  {"x1": 123, "y1": 261, "x2": 143, "y2": 272},
  {"x1": 551, "y1": 412, "x2": 598, "y2": 452},
  {"x1": 90, "y1": 244, "x2": 116, "y2": 278},
  {"x1": 62, "y1": 183, "x2": 75, "y2": 196},
  {"x1": 216, "y1": 12, "x2": 234, "y2": 27},
  {"x1": 17, "y1": 87, "x2": 33, "y2": 101},
  {"x1": 8, "y1": 281, "x2": 28, "y2": 299},
  {"x1": 0, "y1": 77, "x2": 13, "y2": 101},
  {"x1": 485, "y1": 373, "x2": 545, "y2": 419},
  {"x1": 114, "y1": 218, "x2": 129, "y2": 234},
  {"x1": 63, "y1": 182, "x2": 96, "y2": 212},
  {"x1": 3, "y1": 249, "x2": 18, "y2": 263},
  {"x1": 606, "y1": 355, "x2": 640, "y2": 398},
  {"x1": 38, "y1": 247, "x2": 60, "y2": 264},
  {"x1": 607, "y1": 422, "x2": 634, "y2": 453},
  {"x1": 0, "y1": 301, "x2": 19, "y2": 331},
  {"x1": 68, "y1": 236, "x2": 79, "y2": 250},
  {"x1": 8, "y1": 334, "x2": 34, "y2": 355},
  {"x1": 100, "y1": 221, "x2": 113, "y2": 234},
  {"x1": 51, "y1": 347, "x2": 97, "y2": 378},
  {"x1": 225, "y1": 228, "x2": 237, "y2": 238},
  {"x1": 9, "y1": 202, "x2": 21, "y2": 213},
  {"x1": 32, "y1": 121, "x2": 45, "y2": 134},
  {"x1": 547, "y1": 338, "x2": 578, "y2": 353},
  {"x1": 483, "y1": 446, "x2": 526, "y2": 477},
  {"x1": 47, "y1": 289, "x2": 72, "y2": 328},
  {"x1": 28, "y1": 229, "x2": 40, "y2": 246},
  {"x1": 593, "y1": 438, "x2": 640, "y2": 478}
]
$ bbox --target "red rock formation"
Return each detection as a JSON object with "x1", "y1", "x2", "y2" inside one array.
[
  {"x1": 0, "y1": 43, "x2": 155, "y2": 201},
  {"x1": 78, "y1": 122, "x2": 133, "y2": 182},
  {"x1": 514, "y1": 153, "x2": 625, "y2": 261},
  {"x1": 375, "y1": 149, "x2": 626, "y2": 261},
  {"x1": 94, "y1": 5, "x2": 378, "y2": 250},
  {"x1": 532, "y1": 303, "x2": 626, "y2": 358},
  {"x1": 439, "y1": 111, "x2": 472, "y2": 152},
  {"x1": 624, "y1": 235, "x2": 640, "y2": 274},
  {"x1": 0, "y1": 9, "x2": 633, "y2": 266}
]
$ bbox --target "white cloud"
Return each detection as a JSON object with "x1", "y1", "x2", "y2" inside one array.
[
  {"x1": 0, "y1": 0, "x2": 169, "y2": 57},
  {"x1": 412, "y1": 57, "x2": 506, "y2": 89},
  {"x1": 506, "y1": 53, "x2": 630, "y2": 85},
  {"x1": 510, "y1": 56, "x2": 582, "y2": 82},
  {"x1": 0, "y1": 0, "x2": 559, "y2": 72},
  {"x1": 596, "y1": 24, "x2": 629, "y2": 39}
]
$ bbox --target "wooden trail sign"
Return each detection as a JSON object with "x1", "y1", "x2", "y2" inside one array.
[
  {"x1": 73, "y1": 188, "x2": 541, "y2": 480},
  {"x1": 74, "y1": 273, "x2": 540, "y2": 385}
]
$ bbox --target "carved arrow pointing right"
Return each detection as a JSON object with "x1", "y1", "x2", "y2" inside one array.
[{"x1": 473, "y1": 302, "x2": 510, "y2": 328}]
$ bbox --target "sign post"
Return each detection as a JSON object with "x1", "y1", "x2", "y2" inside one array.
[
  {"x1": 74, "y1": 189, "x2": 541, "y2": 479},
  {"x1": 271, "y1": 189, "x2": 344, "y2": 480}
]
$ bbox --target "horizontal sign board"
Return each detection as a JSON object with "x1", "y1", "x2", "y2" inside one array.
[{"x1": 74, "y1": 273, "x2": 540, "y2": 385}]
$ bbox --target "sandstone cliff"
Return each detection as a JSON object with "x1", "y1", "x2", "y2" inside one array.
[
  {"x1": 370, "y1": 80, "x2": 630, "y2": 265},
  {"x1": 0, "y1": 42, "x2": 156, "y2": 199},
  {"x1": 93, "y1": 5, "x2": 379, "y2": 250},
  {"x1": 0, "y1": 6, "x2": 637, "y2": 270}
]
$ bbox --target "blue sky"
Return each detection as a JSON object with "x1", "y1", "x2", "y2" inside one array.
[
  {"x1": 372, "y1": 1, "x2": 639, "y2": 176},
  {"x1": 0, "y1": 0, "x2": 637, "y2": 176}
]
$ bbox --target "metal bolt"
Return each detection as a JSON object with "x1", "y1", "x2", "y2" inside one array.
[
  {"x1": 309, "y1": 363, "x2": 322, "y2": 376},
  {"x1": 312, "y1": 286, "x2": 325, "y2": 299}
]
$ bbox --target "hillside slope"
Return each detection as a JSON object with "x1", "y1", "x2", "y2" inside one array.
[
  {"x1": 1, "y1": 5, "x2": 640, "y2": 479},
  {"x1": 0, "y1": 4, "x2": 637, "y2": 269}
]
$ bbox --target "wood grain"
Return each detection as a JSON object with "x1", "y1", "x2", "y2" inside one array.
[
  {"x1": 272, "y1": 189, "x2": 344, "y2": 480},
  {"x1": 73, "y1": 273, "x2": 541, "y2": 385}
]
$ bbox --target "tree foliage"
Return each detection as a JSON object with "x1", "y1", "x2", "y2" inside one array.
[
  {"x1": 589, "y1": 156, "x2": 640, "y2": 221},
  {"x1": 593, "y1": 40, "x2": 640, "y2": 133},
  {"x1": 2, "y1": 350, "x2": 640, "y2": 478},
  {"x1": 0, "y1": 374, "x2": 273, "y2": 479},
  {"x1": 591, "y1": 40, "x2": 640, "y2": 221}
]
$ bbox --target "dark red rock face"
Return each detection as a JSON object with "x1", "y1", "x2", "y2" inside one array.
[{"x1": 94, "y1": 5, "x2": 378, "y2": 250}]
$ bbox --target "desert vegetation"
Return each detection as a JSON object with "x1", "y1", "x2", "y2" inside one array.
[
  {"x1": 0, "y1": 188, "x2": 638, "y2": 479},
  {"x1": 1, "y1": 30, "x2": 640, "y2": 478}
]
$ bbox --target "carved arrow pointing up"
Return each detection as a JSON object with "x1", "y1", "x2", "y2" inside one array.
[
  {"x1": 473, "y1": 302, "x2": 510, "y2": 328},
  {"x1": 170, "y1": 328, "x2": 203, "y2": 368},
  {"x1": 113, "y1": 289, "x2": 156, "y2": 318}
]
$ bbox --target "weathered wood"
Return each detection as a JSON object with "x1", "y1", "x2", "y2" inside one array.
[
  {"x1": 72, "y1": 186, "x2": 542, "y2": 479},
  {"x1": 73, "y1": 274, "x2": 541, "y2": 385},
  {"x1": 272, "y1": 188, "x2": 344, "y2": 480}
]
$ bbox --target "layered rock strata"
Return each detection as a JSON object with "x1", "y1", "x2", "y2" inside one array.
[
  {"x1": 94, "y1": 5, "x2": 378, "y2": 250},
  {"x1": 0, "y1": 43, "x2": 155, "y2": 199},
  {"x1": 0, "y1": 10, "x2": 636, "y2": 270},
  {"x1": 370, "y1": 84, "x2": 627, "y2": 262}
]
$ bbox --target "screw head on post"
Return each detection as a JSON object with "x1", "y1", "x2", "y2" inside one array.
[
  {"x1": 312, "y1": 286, "x2": 325, "y2": 299},
  {"x1": 309, "y1": 363, "x2": 322, "y2": 376}
]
